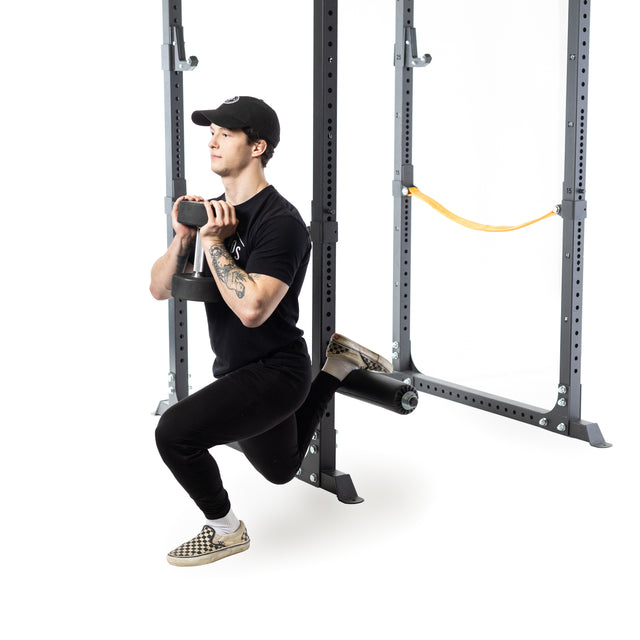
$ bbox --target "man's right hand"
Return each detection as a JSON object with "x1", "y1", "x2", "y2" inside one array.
[
  {"x1": 171, "y1": 195, "x2": 200, "y2": 250},
  {"x1": 150, "y1": 196, "x2": 202, "y2": 300}
]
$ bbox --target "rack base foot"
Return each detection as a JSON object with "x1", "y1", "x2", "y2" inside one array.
[{"x1": 321, "y1": 470, "x2": 364, "y2": 504}]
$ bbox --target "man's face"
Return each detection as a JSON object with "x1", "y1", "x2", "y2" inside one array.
[{"x1": 208, "y1": 123, "x2": 253, "y2": 177}]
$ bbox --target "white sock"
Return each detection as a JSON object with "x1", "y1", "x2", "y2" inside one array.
[
  {"x1": 206, "y1": 508, "x2": 240, "y2": 536},
  {"x1": 322, "y1": 357, "x2": 359, "y2": 382}
]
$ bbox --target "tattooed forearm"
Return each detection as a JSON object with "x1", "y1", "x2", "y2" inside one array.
[{"x1": 209, "y1": 244, "x2": 254, "y2": 299}]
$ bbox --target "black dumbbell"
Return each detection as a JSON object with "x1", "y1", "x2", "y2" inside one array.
[{"x1": 171, "y1": 200, "x2": 221, "y2": 303}]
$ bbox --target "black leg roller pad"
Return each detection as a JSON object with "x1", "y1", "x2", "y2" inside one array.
[{"x1": 338, "y1": 371, "x2": 418, "y2": 415}]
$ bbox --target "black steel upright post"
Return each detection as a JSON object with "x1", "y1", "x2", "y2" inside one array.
[
  {"x1": 156, "y1": 0, "x2": 198, "y2": 415},
  {"x1": 554, "y1": 0, "x2": 609, "y2": 446},
  {"x1": 390, "y1": 0, "x2": 608, "y2": 447},
  {"x1": 392, "y1": 0, "x2": 429, "y2": 372},
  {"x1": 301, "y1": 0, "x2": 363, "y2": 503}
]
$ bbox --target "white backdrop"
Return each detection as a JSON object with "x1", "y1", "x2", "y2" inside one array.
[{"x1": 2, "y1": 1, "x2": 638, "y2": 638}]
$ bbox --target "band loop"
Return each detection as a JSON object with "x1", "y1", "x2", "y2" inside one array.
[{"x1": 408, "y1": 186, "x2": 557, "y2": 232}]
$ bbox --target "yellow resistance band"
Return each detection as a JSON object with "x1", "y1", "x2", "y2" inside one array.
[{"x1": 408, "y1": 186, "x2": 557, "y2": 232}]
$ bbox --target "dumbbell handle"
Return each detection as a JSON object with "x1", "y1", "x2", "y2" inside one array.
[{"x1": 193, "y1": 231, "x2": 205, "y2": 275}]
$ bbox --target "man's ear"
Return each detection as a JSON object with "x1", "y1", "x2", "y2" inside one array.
[{"x1": 251, "y1": 139, "x2": 267, "y2": 158}]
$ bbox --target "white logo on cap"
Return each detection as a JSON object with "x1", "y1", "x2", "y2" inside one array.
[{"x1": 224, "y1": 96, "x2": 240, "y2": 104}]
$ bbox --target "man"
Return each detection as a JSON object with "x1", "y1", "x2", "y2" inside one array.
[{"x1": 150, "y1": 96, "x2": 392, "y2": 567}]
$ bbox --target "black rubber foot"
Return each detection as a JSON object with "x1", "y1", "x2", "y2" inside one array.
[{"x1": 322, "y1": 470, "x2": 364, "y2": 504}]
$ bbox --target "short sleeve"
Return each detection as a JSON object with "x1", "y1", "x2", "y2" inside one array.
[{"x1": 245, "y1": 215, "x2": 310, "y2": 286}]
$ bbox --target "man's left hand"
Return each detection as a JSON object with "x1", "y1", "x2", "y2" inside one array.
[{"x1": 200, "y1": 200, "x2": 239, "y2": 245}]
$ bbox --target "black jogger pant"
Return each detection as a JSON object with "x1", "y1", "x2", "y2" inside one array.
[{"x1": 155, "y1": 353, "x2": 340, "y2": 519}]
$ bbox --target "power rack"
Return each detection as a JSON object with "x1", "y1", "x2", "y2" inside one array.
[
  {"x1": 157, "y1": 0, "x2": 609, "y2": 504},
  {"x1": 389, "y1": 0, "x2": 609, "y2": 450}
]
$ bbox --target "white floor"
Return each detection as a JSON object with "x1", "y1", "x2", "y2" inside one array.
[{"x1": 4, "y1": 375, "x2": 637, "y2": 640}]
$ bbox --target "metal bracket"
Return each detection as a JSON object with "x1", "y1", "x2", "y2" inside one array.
[
  {"x1": 392, "y1": 164, "x2": 415, "y2": 197},
  {"x1": 404, "y1": 27, "x2": 431, "y2": 68},
  {"x1": 161, "y1": 25, "x2": 198, "y2": 72},
  {"x1": 309, "y1": 219, "x2": 339, "y2": 245},
  {"x1": 559, "y1": 199, "x2": 587, "y2": 221}
]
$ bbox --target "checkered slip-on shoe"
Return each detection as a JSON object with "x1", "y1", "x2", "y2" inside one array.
[
  {"x1": 326, "y1": 333, "x2": 393, "y2": 374},
  {"x1": 167, "y1": 522, "x2": 250, "y2": 567}
]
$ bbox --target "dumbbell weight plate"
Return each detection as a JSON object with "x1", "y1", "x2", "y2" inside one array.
[
  {"x1": 172, "y1": 273, "x2": 221, "y2": 302},
  {"x1": 177, "y1": 200, "x2": 211, "y2": 227}
]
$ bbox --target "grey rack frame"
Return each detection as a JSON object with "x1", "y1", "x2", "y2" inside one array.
[
  {"x1": 157, "y1": 0, "x2": 609, "y2": 505},
  {"x1": 390, "y1": 0, "x2": 609, "y2": 448},
  {"x1": 156, "y1": 0, "x2": 198, "y2": 415},
  {"x1": 300, "y1": 0, "x2": 364, "y2": 503}
]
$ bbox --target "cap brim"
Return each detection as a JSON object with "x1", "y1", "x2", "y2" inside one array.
[{"x1": 191, "y1": 109, "x2": 248, "y2": 129}]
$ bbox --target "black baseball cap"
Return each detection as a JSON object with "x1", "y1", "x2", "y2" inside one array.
[{"x1": 191, "y1": 96, "x2": 280, "y2": 148}]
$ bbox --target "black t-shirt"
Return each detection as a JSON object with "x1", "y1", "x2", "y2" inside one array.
[{"x1": 200, "y1": 185, "x2": 311, "y2": 377}]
